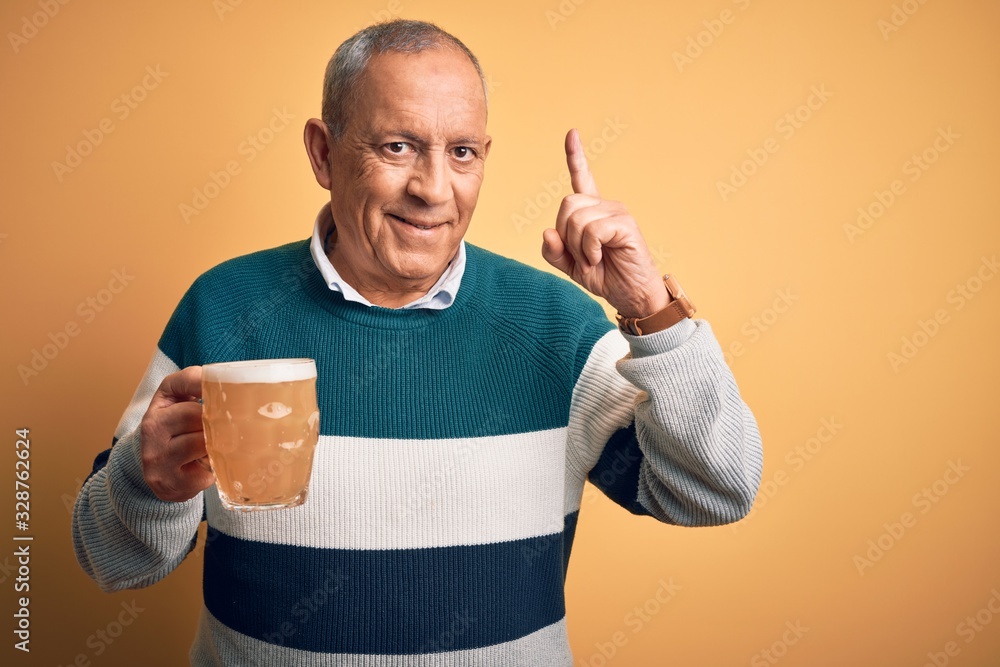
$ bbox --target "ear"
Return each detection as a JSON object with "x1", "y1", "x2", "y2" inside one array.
[
  {"x1": 303, "y1": 118, "x2": 333, "y2": 191},
  {"x1": 482, "y1": 135, "x2": 492, "y2": 160}
]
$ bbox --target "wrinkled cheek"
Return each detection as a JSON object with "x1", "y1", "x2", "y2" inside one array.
[
  {"x1": 456, "y1": 176, "x2": 485, "y2": 218},
  {"x1": 362, "y1": 212, "x2": 389, "y2": 256}
]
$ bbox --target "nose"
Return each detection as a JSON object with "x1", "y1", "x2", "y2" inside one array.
[{"x1": 406, "y1": 151, "x2": 452, "y2": 206}]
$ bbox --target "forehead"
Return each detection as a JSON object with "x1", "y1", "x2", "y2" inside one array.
[{"x1": 352, "y1": 48, "x2": 487, "y2": 137}]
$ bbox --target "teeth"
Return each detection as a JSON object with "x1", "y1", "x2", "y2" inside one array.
[{"x1": 394, "y1": 215, "x2": 435, "y2": 230}]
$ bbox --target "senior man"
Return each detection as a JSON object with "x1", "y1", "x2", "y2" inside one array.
[{"x1": 73, "y1": 19, "x2": 762, "y2": 666}]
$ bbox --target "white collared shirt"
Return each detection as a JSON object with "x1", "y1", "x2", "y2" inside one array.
[{"x1": 308, "y1": 203, "x2": 466, "y2": 310}]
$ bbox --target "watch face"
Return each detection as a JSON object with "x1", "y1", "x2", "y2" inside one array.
[
  {"x1": 664, "y1": 275, "x2": 683, "y2": 298},
  {"x1": 664, "y1": 276, "x2": 695, "y2": 317}
]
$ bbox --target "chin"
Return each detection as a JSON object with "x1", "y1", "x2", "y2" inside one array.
[
  {"x1": 402, "y1": 261, "x2": 447, "y2": 281},
  {"x1": 400, "y1": 245, "x2": 453, "y2": 268}
]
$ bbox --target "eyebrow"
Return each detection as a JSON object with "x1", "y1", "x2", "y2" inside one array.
[
  {"x1": 384, "y1": 130, "x2": 485, "y2": 147},
  {"x1": 450, "y1": 136, "x2": 485, "y2": 147}
]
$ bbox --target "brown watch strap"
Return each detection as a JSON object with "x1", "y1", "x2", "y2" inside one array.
[{"x1": 616, "y1": 275, "x2": 696, "y2": 335}]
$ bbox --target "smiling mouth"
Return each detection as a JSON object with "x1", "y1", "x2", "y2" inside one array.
[{"x1": 389, "y1": 214, "x2": 445, "y2": 231}]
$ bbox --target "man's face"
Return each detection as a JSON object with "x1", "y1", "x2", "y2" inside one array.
[{"x1": 323, "y1": 47, "x2": 490, "y2": 298}]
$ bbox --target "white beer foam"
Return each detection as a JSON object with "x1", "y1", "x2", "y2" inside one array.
[{"x1": 202, "y1": 359, "x2": 316, "y2": 383}]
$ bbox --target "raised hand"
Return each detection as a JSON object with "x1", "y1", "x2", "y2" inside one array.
[{"x1": 541, "y1": 129, "x2": 669, "y2": 319}]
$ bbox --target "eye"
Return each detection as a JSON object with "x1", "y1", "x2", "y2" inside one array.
[
  {"x1": 452, "y1": 146, "x2": 477, "y2": 161},
  {"x1": 384, "y1": 141, "x2": 411, "y2": 154}
]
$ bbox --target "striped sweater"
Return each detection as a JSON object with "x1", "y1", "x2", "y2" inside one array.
[{"x1": 72, "y1": 239, "x2": 763, "y2": 666}]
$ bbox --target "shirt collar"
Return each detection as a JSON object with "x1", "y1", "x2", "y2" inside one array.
[{"x1": 308, "y1": 203, "x2": 465, "y2": 310}]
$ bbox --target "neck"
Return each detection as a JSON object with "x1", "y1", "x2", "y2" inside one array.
[
  {"x1": 319, "y1": 208, "x2": 455, "y2": 308},
  {"x1": 326, "y1": 234, "x2": 447, "y2": 309},
  {"x1": 344, "y1": 276, "x2": 437, "y2": 308}
]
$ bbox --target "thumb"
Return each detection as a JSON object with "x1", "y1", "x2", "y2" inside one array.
[
  {"x1": 542, "y1": 228, "x2": 573, "y2": 275},
  {"x1": 150, "y1": 366, "x2": 203, "y2": 410}
]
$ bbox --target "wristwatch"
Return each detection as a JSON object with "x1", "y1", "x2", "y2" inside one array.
[{"x1": 616, "y1": 275, "x2": 696, "y2": 335}]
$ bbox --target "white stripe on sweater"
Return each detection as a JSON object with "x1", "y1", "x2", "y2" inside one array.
[
  {"x1": 206, "y1": 427, "x2": 568, "y2": 550},
  {"x1": 564, "y1": 329, "x2": 636, "y2": 515},
  {"x1": 113, "y1": 347, "x2": 181, "y2": 441}
]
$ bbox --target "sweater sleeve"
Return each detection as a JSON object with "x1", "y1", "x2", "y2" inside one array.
[
  {"x1": 71, "y1": 243, "x2": 307, "y2": 592},
  {"x1": 616, "y1": 318, "x2": 762, "y2": 525},
  {"x1": 71, "y1": 348, "x2": 205, "y2": 592},
  {"x1": 569, "y1": 318, "x2": 762, "y2": 527}
]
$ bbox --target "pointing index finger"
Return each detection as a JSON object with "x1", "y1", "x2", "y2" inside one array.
[{"x1": 565, "y1": 128, "x2": 599, "y2": 197}]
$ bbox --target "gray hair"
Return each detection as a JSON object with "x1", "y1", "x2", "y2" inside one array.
[{"x1": 321, "y1": 19, "x2": 488, "y2": 139}]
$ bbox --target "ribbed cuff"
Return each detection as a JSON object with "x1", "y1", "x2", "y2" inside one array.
[
  {"x1": 621, "y1": 317, "x2": 697, "y2": 359},
  {"x1": 106, "y1": 429, "x2": 204, "y2": 539}
]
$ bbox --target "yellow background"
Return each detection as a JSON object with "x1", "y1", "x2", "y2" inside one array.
[{"x1": 2, "y1": 0, "x2": 999, "y2": 665}]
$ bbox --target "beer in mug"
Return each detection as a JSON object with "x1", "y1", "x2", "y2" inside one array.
[{"x1": 201, "y1": 358, "x2": 320, "y2": 511}]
